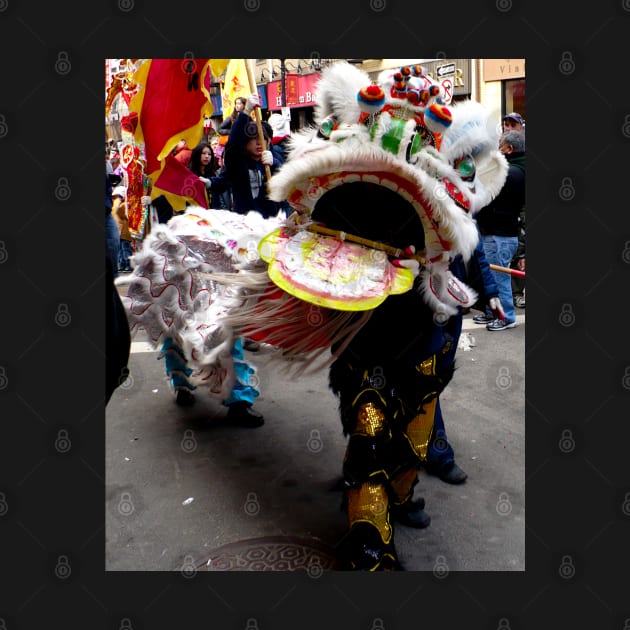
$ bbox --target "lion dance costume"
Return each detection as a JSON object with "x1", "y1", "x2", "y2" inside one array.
[{"x1": 123, "y1": 61, "x2": 508, "y2": 570}]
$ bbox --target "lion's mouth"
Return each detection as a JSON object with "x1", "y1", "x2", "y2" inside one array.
[{"x1": 311, "y1": 180, "x2": 428, "y2": 258}]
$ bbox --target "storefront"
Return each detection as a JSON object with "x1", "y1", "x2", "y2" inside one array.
[
  {"x1": 265, "y1": 72, "x2": 321, "y2": 130},
  {"x1": 482, "y1": 59, "x2": 526, "y2": 125}
]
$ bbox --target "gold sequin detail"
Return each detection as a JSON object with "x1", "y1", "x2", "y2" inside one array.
[
  {"x1": 405, "y1": 397, "x2": 438, "y2": 460},
  {"x1": 390, "y1": 467, "x2": 418, "y2": 506},
  {"x1": 355, "y1": 402, "x2": 387, "y2": 436},
  {"x1": 417, "y1": 355, "x2": 436, "y2": 376},
  {"x1": 346, "y1": 482, "x2": 392, "y2": 543}
]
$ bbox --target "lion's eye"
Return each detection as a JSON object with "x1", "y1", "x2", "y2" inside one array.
[{"x1": 454, "y1": 155, "x2": 475, "y2": 181}]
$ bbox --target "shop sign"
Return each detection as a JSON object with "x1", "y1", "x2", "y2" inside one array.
[
  {"x1": 267, "y1": 73, "x2": 321, "y2": 110},
  {"x1": 483, "y1": 59, "x2": 525, "y2": 82}
]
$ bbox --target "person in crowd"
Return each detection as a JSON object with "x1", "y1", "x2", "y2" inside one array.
[
  {"x1": 188, "y1": 140, "x2": 222, "y2": 207},
  {"x1": 267, "y1": 110, "x2": 292, "y2": 162},
  {"x1": 219, "y1": 93, "x2": 286, "y2": 218},
  {"x1": 473, "y1": 129, "x2": 526, "y2": 331},
  {"x1": 110, "y1": 152, "x2": 125, "y2": 182},
  {"x1": 502, "y1": 112, "x2": 525, "y2": 133},
  {"x1": 159, "y1": 140, "x2": 264, "y2": 424},
  {"x1": 159, "y1": 335, "x2": 264, "y2": 427},
  {"x1": 218, "y1": 96, "x2": 248, "y2": 136},
  {"x1": 422, "y1": 226, "x2": 505, "y2": 484},
  {"x1": 210, "y1": 134, "x2": 232, "y2": 210},
  {"x1": 106, "y1": 253, "x2": 131, "y2": 404},
  {"x1": 106, "y1": 171, "x2": 121, "y2": 279},
  {"x1": 112, "y1": 185, "x2": 134, "y2": 273},
  {"x1": 106, "y1": 170, "x2": 130, "y2": 403}
]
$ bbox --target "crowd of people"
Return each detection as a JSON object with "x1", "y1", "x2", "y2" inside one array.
[{"x1": 105, "y1": 84, "x2": 526, "y2": 570}]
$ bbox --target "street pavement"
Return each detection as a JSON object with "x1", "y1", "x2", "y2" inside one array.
[{"x1": 106, "y1": 277, "x2": 525, "y2": 572}]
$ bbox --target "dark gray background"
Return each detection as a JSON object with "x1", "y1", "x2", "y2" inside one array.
[{"x1": 1, "y1": 0, "x2": 629, "y2": 628}]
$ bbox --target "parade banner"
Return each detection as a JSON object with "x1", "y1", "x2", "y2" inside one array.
[
  {"x1": 130, "y1": 58, "x2": 229, "y2": 179},
  {"x1": 221, "y1": 59, "x2": 249, "y2": 118}
]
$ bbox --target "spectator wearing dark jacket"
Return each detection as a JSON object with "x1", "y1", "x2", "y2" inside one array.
[
  {"x1": 474, "y1": 129, "x2": 525, "y2": 331},
  {"x1": 221, "y1": 95, "x2": 285, "y2": 218}
]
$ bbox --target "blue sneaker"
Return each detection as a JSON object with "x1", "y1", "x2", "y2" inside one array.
[{"x1": 486, "y1": 319, "x2": 517, "y2": 331}]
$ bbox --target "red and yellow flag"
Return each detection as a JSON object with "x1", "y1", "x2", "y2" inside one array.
[
  {"x1": 130, "y1": 58, "x2": 229, "y2": 180},
  {"x1": 151, "y1": 153, "x2": 209, "y2": 211},
  {"x1": 221, "y1": 59, "x2": 250, "y2": 118}
]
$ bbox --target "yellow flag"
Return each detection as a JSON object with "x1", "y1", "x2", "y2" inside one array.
[{"x1": 221, "y1": 59, "x2": 250, "y2": 118}]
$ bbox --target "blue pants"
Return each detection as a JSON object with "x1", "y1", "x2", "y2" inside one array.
[
  {"x1": 160, "y1": 336, "x2": 259, "y2": 406},
  {"x1": 118, "y1": 239, "x2": 134, "y2": 271},
  {"x1": 426, "y1": 311, "x2": 462, "y2": 467},
  {"x1": 482, "y1": 234, "x2": 518, "y2": 323}
]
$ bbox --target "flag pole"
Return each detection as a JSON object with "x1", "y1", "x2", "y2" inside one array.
[
  {"x1": 489, "y1": 264, "x2": 525, "y2": 278},
  {"x1": 244, "y1": 58, "x2": 272, "y2": 181}
]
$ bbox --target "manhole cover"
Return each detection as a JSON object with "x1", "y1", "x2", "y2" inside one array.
[{"x1": 197, "y1": 536, "x2": 339, "y2": 571}]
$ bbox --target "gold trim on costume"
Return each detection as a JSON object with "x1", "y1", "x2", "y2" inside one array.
[
  {"x1": 355, "y1": 402, "x2": 387, "y2": 436},
  {"x1": 346, "y1": 482, "x2": 392, "y2": 544},
  {"x1": 416, "y1": 355, "x2": 436, "y2": 376},
  {"x1": 390, "y1": 467, "x2": 418, "y2": 506},
  {"x1": 405, "y1": 397, "x2": 438, "y2": 460}
]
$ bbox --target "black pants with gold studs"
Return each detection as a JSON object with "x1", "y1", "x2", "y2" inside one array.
[{"x1": 330, "y1": 350, "x2": 454, "y2": 571}]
